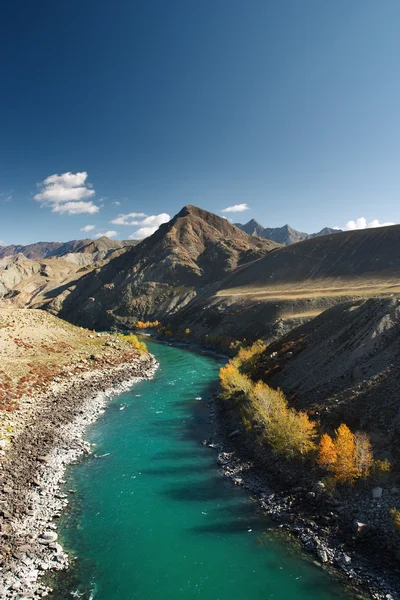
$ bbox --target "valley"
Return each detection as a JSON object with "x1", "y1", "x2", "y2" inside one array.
[{"x1": 1, "y1": 206, "x2": 400, "y2": 599}]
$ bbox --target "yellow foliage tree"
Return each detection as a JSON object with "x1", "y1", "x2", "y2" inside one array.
[
  {"x1": 268, "y1": 408, "x2": 316, "y2": 459},
  {"x1": 354, "y1": 432, "x2": 374, "y2": 479},
  {"x1": 219, "y1": 363, "x2": 253, "y2": 397},
  {"x1": 317, "y1": 433, "x2": 337, "y2": 469},
  {"x1": 331, "y1": 424, "x2": 358, "y2": 484}
]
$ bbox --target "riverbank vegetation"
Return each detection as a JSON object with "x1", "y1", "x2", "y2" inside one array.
[{"x1": 219, "y1": 340, "x2": 390, "y2": 487}]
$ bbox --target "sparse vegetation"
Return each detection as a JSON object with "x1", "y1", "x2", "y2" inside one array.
[
  {"x1": 120, "y1": 334, "x2": 148, "y2": 354},
  {"x1": 136, "y1": 320, "x2": 160, "y2": 329}
]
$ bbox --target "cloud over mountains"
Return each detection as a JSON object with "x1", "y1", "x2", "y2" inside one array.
[
  {"x1": 344, "y1": 217, "x2": 395, "y2": 230},
  {"x1": 110, "y1": 212, "x2": 171, "y2": 239},
  {"x1": 34, "y1": 172, "x2": 100, "y2": 214}
]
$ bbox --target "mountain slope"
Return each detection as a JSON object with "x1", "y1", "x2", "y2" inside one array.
[
  {"x1": 45, "y1": 205, "x2": 278, "y2": 328},
  {"x1": 222, "y1": 224, "x2": 400, "y2": 290},
  {"x1": 165, "y1": 224, "x2": 400, "y2": 343},
  {"x1": 247, "y1": 297, "x2": 400, "y2": 457}
]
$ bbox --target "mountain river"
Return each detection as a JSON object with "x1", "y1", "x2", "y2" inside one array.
[{"x1": 51, "y1": 340, "x2": 355, "y2": 600}]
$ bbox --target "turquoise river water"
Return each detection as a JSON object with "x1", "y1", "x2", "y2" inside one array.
[{"x1": 51, "y1": 340, "x2": 354, "y2": 600}]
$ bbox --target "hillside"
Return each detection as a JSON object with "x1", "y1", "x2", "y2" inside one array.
[
  {"x1": 244, "y1": 297, "x2": 400, "y2": 460},
  {"x1": 167, "y1": 224, "x2": 400, "y2": 342},
  {"x1": 235, "y1": 220, "x2": 341, "y2": 245},
  {"x1": 45, "y1": 205, "x2": 278, "y2": 328}
]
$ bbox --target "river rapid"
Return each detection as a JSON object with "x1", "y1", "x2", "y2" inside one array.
[{"x1": 51, "y1": 340, "x2": 354, "y2": 600}]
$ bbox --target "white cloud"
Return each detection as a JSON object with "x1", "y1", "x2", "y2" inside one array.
[
  {"x1": 110, "y1": 212, "x2": 147, "y2": 225},
  {"x1": 34, "y1": 171, "x2": 100, "y2": 215},
  {"x1": 128, "y1": 213, "x2": 171, "y2": 240},
  {"x1": 113, "y1": 201, "x2": 121, "y2": 206},
  {"x1": 221, "y1": 203, "x2": 249, "y2": 213},
  {"x1": 344, "y1": 217, "x2": 395, "y2": 231},
  {"x1": 80, "y1": 224, "x2": 96, "y2": 232},
  {"x1": 129, "y1": 226, "x2": 158, "y2": 240},
  {"x1": 95, "y1": 230, "x2": 118, "y2": 239},
  {"x1": 52, "y1": 201, "x2": 99, "y2": 214}
]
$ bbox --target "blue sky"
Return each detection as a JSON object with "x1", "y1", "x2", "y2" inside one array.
[{"x1": 1, "y1": 1, "x2": 399, "y2": 244}]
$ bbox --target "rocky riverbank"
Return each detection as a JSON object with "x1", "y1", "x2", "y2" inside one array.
[
  {"x1": 0, "y1": 352, "x2": 158, "y2": 599},
  {"x1": 206, "y1": 395, "x2": 399, "y2": 600}
]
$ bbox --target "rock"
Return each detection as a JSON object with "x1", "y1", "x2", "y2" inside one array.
[
  {"x1": 337, "y1": 553, "x2": 352, "y2": 566},
  {"x1": 312, "y1": 481, "x2": 326, "y2": 493},
  {"x1": 317, "y1": 547, "x2": 329, "y2": 563},
  {"x1": 38, "y1": 531, "x2": 58, "y2": 544},
  {"x1": 306, "y1": 491, "x2": 316, "y2": 499},
  {"x1": 352, "y1": 520, "x2": 370, "y2": 537},
  {"x1": 372, "y1": 486, "x2": 383, "y2": 499}
]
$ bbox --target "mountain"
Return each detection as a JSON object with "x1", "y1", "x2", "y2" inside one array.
[
  {"x1": 166, "y1": 223, "x2": 400, "y2": 342},
  {"x1": 0, "y1": 237, "x2": 137, "y2": 261},
  {"x1": 44, "y1": 205, "x2": 278, "y2": 328},
  {"x1": 234, "y1": 218, "x2": 265, "y2": 237},
  {"x1": 262, "y1": 224, "x2": 309, "y2": 245},
  {"x1": 0, "y1": 237, "x2": 139, "y2": 309},
  {"x1": 39, "y1": 209, "x2": 400, "y2": 345},
  {"x1": 235, "y1": 220, "x2": 342, "y2": 245}
]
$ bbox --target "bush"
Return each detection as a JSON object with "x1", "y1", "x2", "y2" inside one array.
[{"x1": 122, "y1": 334, "x2": 148, "y2": 354}]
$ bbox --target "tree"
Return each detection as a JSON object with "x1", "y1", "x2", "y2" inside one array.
[
  {"x1": 331, "y1": 424, "x2": 358, "y2": 484},
  {"x1": 268, "y1": 407, "x2": 316, "y2": 460},
  {"x1": 317, "y1": 433, "x2": 337, "y2": 469},
  {"x1": 219, "y1": 363, "x2": 253, "y2": 397},
  {"x1": 354, "y1": 432, "x2": 374, "y2": 479}
]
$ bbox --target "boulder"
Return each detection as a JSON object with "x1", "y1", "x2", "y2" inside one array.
[
  {"x1": 312, "y1": 481, "x2": 326, "y2": 494},
  {"x1": 372, "y1": 487, "x2": 383, "y2": 499},
  {"x1": 38, "y1": 531, "x2": 58, "y2": 544}
]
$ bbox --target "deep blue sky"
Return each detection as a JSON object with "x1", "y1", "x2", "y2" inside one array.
[{"x1": 1, "y1": 1, "x2": 400, "y2": 244}]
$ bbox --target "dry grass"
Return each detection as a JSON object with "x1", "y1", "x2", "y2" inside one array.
[
  {"x1": 0, "y1": 308, "x2": 108, "y2": 381},
  {"x1": 216, "y1": 279, "x2": 400, "y2": 301}
]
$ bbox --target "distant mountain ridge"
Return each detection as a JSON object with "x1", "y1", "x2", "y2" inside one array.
[
  {"x1": 0, "y1": 237, "x2": 137, "y2": 261},
  {"x1": 235, "y1": 219, "x2": 341, "y2": 245}
]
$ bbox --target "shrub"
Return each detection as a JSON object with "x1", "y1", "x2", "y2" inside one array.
[{"x1": 122, "y1": 334, "x2": 148, "y2": 354}]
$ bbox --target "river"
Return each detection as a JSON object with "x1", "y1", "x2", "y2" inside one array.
[{"x1": 51, "y1": 340, "x2": 354, "y2": 600}]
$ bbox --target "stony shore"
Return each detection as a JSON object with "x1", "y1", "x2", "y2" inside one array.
[
  {"x1": 0, "y1": 352, "x2": 158, "y2": 599},
  {"x1": 206, "y1": 395, "x2": 399, "y2": 600}
]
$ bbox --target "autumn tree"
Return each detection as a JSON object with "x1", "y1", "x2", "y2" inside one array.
[
  {"x1": 331, "y1": 424, "x2": 358, "y2": 484},
  {"x1": 354, "y1": 432, "x2": 374, "y2": 479},
  {"x1": 317, "y1": 433, "x2": 337, "y2": 469},
  {"x1": 219, "y1": 363, "x2": 253, "y2": 397}
]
